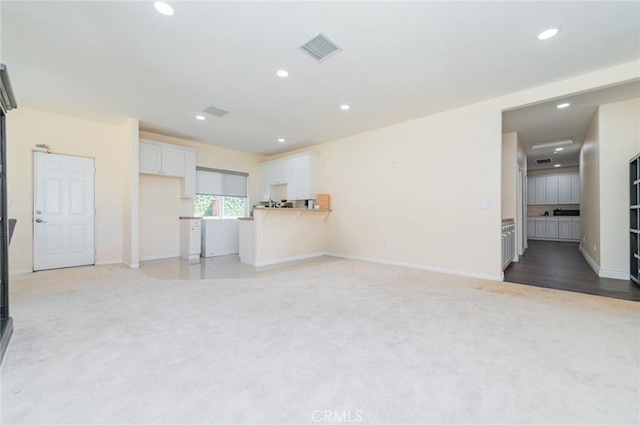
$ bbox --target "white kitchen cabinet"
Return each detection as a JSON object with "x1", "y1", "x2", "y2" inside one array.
[
  {"x1": 139, "y1": 140, "x2": 185, "y2": 177},
  {"x1": 559, "y1": 219, "x2": 572, "y2": 239},
  {"x1": 571, "y1": 218, "x2": 581, "y2": 240},
  {"x1": 535, "y1": 220, "x2": 546, "y2": 237},
  {"x1": 139, "y1": 139, "x2": 196, "y2": 199},
  {"x1": 535, "y1": 177, "x2": 546, "y2": 205},
  {"x1": 139, "y1": 142, "x2": 162, "y2": 174},
  {"x1": 179, "y1": 218, "x2": 201, "y2": 261},
  {"x1": 571, "y1": 174, "x2": 581, "y2": 204},
  {"x1": 527, "y1": 177, "x2": 536, "y2": 205},
  {"x1": 527, "y1": 218, "x2": 535, "y2": 237},
  {"x1": 181, "y1": 150, "x2": 196, "y2": 199},
  {"x1": 546, "y1": 220, "x2": 559, "y2": 238},
  {"x1": 259, "y1": 151, "x2": 319, "y2": 202},
  {"x1": 545, "y1": 175, "x2": 559, "y2": 204},
  {"x1": 270, "y1": 159, "x2": 288, "y2": 185},
  {"x1": 286, "y1": 152, "x2": 319, "y2": 200},
  {"x1": 558, "y1": 175, "x2": 572, "y2": 204},
  {"x1": 161, "y1": 145, "x2": 186, "y2": 177},
  {"x1": 259, "y1": 163, "x2": 272, "y2": 202},
  {"x1": 526, "y1": 173, "x2": 580, "y2": 205}
]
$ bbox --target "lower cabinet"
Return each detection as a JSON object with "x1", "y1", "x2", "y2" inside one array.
[
  {"x1": 559, "y1": 221, "x2": 572, "y2": 239},
  {"x1": 528, "y1": 217, "x2": 580, "y2": 241}
]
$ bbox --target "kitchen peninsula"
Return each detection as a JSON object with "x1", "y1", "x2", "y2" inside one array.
[{"x1": 238, "y1": 208, "x2": 331, "y2": 266}]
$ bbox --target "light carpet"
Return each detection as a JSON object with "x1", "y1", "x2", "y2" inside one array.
[{"x1": 1, "y1": 257, "x2": 638, "y2": 424}]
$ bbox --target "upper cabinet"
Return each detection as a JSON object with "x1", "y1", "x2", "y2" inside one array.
[
  {"x1": 139, "y1": 139, "x2": 196, "y2": 199},
  {"x1": 258, "y1": 152, "x2": 319, "y2": 202},
  {"x1": 527, "y1": 173, "x2": 580, "y2": 205}
]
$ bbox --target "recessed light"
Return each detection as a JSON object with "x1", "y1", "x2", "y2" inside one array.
[
  {"x1": 340, "y1": 105, "x2": 350, "y2": 110},
  {"x1": 554, "y1": 164, "x2": 561, "y2": 168},
  {"x1": 554, "y1": 147, "x2": 564, "y2": 151},
  {"x1": 195, "y1": 115, "x2": 205, "y2": 121},
  {"x1": 556, "y1": 102, "x2": 570, "y2": 109},
  {"x1": 537, "y1": 28, "x2": 559, "y2": 40},
  {"x1": 277, "y1": 138, "x2": 285, "y2": 143},
  {"x1": 153, "y1": 1, "x2": 175, "y2": 16},
  {"x1": 276, "y1": 70, "x2": 289, "y2": 78}
]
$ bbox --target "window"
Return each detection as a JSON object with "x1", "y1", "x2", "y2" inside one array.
[
  {"x1": 194, "y1": 194, "x2": 247, "y2": 219},
  {"x1": 194, "y1": 167, "x2": 248, "y2": 219}
]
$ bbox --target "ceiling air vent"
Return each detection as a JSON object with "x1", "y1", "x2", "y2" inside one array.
[
  {"x1": 299, "y1": 33, "x2": 342, "y2": 62},
  {"x1": 203, "y1": 105, "x2": 229, "y2": 118},
  {"x1": 536, "y1": 158, "x2": 552, "y2": 164}
]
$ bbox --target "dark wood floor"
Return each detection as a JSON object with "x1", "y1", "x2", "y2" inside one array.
[{"x1": 504, "y1": 240, "x2": 640, "y2": 301}]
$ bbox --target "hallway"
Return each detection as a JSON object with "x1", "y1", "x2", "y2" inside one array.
[{"x1": 505, "y1": 240, "x2": 640, "y2": 301}]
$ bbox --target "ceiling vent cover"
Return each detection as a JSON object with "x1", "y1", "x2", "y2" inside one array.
[
  {"x1": 299, "y1": 33, "x2": 342, "y2": 62},
  {"x1": 203, "y1": 105, "x2": 229, "y2": 117},
  {"x1": 536, "y1": 158, "x2": 552, "y2": 164}
]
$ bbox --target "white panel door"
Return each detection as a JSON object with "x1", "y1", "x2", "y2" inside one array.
[
  {"x1": 139, "y1": 142, "x2": 162, "y2": 174},
  {"x1": 571, "y1": 220, "x2": 581, "y2": 240},
  {"x1": 527, "y1": 219, "x2": 535, "y2": 238},
  {"x1": 33, "y1": 153, "x2": 95, "y2": 271},
  {"x1": 527, "y1": 177, "x2": 535, "y2": 205}
]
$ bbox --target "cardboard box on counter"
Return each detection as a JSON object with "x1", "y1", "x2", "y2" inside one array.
[{"x1": 317, "y1": 194, "x2": 330, "y2": 210}]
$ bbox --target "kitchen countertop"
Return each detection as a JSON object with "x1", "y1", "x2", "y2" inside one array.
[
  {"x1": 238, "y1": 217, "x2": 254, "y2": 221},
  {"x1": 179, "y1": 216, "x2": 202, "y2": 220}
]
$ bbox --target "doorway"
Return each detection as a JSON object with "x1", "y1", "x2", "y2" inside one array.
[{"x1": 33, "y1": 152, "x2": 95, "y2": 271}]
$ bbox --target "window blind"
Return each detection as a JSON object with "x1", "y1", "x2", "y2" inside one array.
[{"x1": 196, "y1": 167, "x2": 248, "y2": 197}]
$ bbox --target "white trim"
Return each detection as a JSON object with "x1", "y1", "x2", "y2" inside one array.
[
  {"x1": 579, "y1": 244, "x2": 600, "y2": 275},
  {"x1": 95, "y1": 259, "x2": 123, "y2": 266},
  {"x1": 598, "y1": 268, "x2": 629, "y2": 280},
  {"x1": 139, "y1": 253, "x2": 178, "y2": 262},
  {"x1": 512, "y1": 255, "x2": 519, "y2": 263},
  {"x1": 326, "y1": 252, "x2": 502, "y2": 282},
  {"x1": 9, "y1": 269, "x2": 32, "y2": 275},
  {"x1": 254, "y1": 252, "x2": 326, "y2": 267},
  {"x1": 123, "y1": 261, "x2": 140, "y2": 269}
]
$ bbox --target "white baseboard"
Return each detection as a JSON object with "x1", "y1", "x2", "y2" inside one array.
[
  {"x1": 579, "y1": 244, "x2": 600, "y2": 275},
  {"x1": 326, "y1": 252, "x2": 502, "y2": 282},
  {"x1": 512, "y1": 255, "x2": 519, "y2": 263},
  {"x1": 139, "y1": 253, "x2": 178, "y2": 262},
  {"x1": 9, "y1": 269, "x2": 32, "y2": 275},
  {"x1": 598, "y1": 268, "x2": 629, "y2": 280},
  {"x1": 95, "y1": 259, "x2": 123, "y2": 266},
  {"x1": 123, "y1": 261, "x2": 140, "y2": 269},
  {"x1": 254, "y1": 252, "x2": 326, "y2": 267}
]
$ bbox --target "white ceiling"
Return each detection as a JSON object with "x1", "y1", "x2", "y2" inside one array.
[
  {"x1": 503, "y1": 81, "x2": 640, "y2": 170},
  {"x1": 2, "y1": 1, "x2": 639, "y2": 155}
]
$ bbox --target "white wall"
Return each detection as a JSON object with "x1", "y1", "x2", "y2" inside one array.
[
  {"x1": 137, "y1": 131, "x2": 262, "y2": 261},
  {"x1": 7, "y1": 107, "x2": 129, "y2": 272},
  {"x1": 598, "y1": 97, "x2": 640, "y2": 278},
  {"x1": 314, "y1": 102, "x2": 503, "y2": 280},
  {"x1": 580, "y1": 111, "x2": 601, "y2": 267}
]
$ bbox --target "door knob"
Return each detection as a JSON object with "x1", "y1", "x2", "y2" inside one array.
[
  {"x1": 35, "y1": 210, "x2": 42, "y2": 214},
  {"x1": 35, "y1": 218, "x2": 47, "y2": 223}
]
